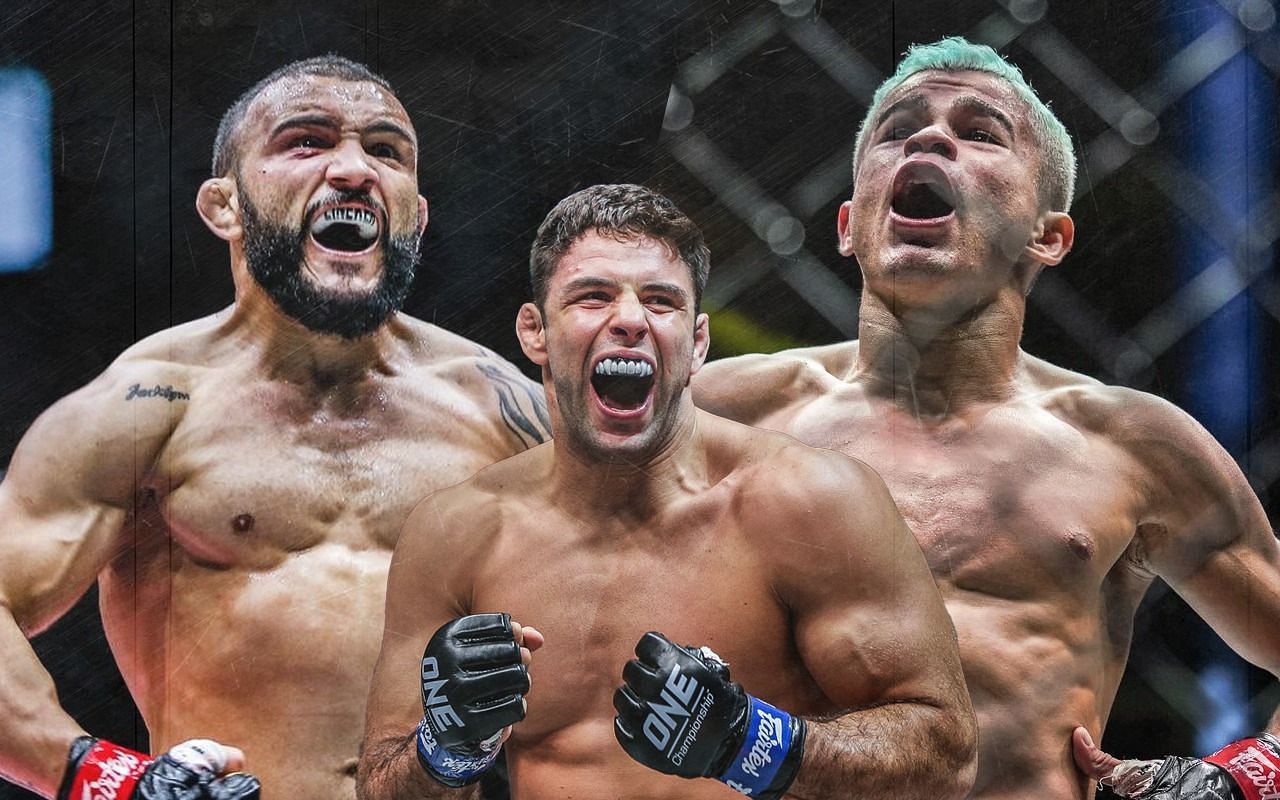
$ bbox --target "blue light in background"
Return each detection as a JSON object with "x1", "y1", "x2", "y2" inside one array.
[
  {"x1": 1171, "y1": 3, "x2": 1275, "y2": 753},
  {"x1": 0, "y1": 67, "x2": 52, "y2": 273}
]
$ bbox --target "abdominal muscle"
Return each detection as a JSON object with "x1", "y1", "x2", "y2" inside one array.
[
  {"x1": 99, "y1": 541, "x2": 392, "y2": 799},
  {"x1": 507, "y1": 719, "x2": 746, "y2": 800},
  {"x1": 948, "y1": 593, "x2": 1120, "y2": 800}
]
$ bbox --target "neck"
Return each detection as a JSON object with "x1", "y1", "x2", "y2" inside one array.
[
  {"x1": 855, "y1": 287, "x2": 1027, "y2": 416},
  {"x1": 226, "y1": 269, "x2": 405, "y2": 387},
  {"x1": 549, "y1": 403, "x2": 709, "y2": 523}
]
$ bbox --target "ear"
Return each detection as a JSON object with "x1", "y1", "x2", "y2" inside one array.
[
  {"x1": 197, "y1": 178, "x2": 241, "y2": 241},
  {"x1": 836, "y1": 200, "x2": 856, "y2": 257},
  {"x1": 688, "y1": 312, "x2": 711, "y2": 377},
  {"x1": 516, "y1": 303, "x2": 548, "y2": 367},
  {"x1": 1024, "y1": 211, "x2": 1074, "y2": 267},
  {"x1": 416, "y1": 195, "x2": 429, "y2": 237}
]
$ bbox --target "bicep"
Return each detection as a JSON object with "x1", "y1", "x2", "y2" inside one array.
[
  {"x1": 1134, "y1": 410, "x2": 1280, "y2": 672},
  {"x1": 0, "y1": 385, "x2": 153, "y2": 632},
  {"x1": 1160, "y1": 520, "x2": 1280, "y2": 674},
  {"x1": 784, "y1": 468, "x2": 964, "y2": 709},
  {"x1": 0, "y1": 484, "x2": 128, "y2": 634}
]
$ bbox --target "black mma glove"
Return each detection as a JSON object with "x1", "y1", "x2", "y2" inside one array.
[
  {"x1": 1101, "y1": 734, "x2": 1280, "y2": 800},
  {"x1": 57, "y1": 737, "x2": 260, "y2": 800},
  {"x1": 612, "y1": 631, "x2": 806, "y2": 799},
  {"x1": 415, "y1": 613, "x2": 530, "y2": 787}
]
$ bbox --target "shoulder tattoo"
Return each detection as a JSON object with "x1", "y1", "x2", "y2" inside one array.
[
  {"x1": 124, "y1": 383, "x2": 190, "y2": 402},
  {"x1": 476, "y1": 362, "x2": 551, "y2": 448}
]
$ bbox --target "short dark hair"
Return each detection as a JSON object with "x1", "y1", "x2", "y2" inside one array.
[
  {"x1": 529, "y1": 184, "x2": 710, "y2": 311},
  {"x1": 211, "y1": 55, "x2": 396, "y2": 177}
]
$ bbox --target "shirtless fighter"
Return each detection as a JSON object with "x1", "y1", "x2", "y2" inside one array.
[
  {"x1": 694, "y1": 37, "x2": 1280, "y2": 799},
  {"x1": 0, "y1": 56, "x2": 547, "y2": 799},
  {"x1": 358, "y1": 183, "x2": 978, "y2": 800}
]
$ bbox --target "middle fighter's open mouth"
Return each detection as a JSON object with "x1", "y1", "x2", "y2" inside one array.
[
  {"x1": 310, "y1": 206, "x2": 380, "y2": 253},
  {"x1": 591, "y1": 357, "x2": 655, "y2": 412}
]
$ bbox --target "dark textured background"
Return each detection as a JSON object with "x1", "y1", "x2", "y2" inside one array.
[{"x1": 1, "y1": 1, "x2": 1277, "y2": 797}]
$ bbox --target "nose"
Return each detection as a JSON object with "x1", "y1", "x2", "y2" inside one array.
[
  {"x1": 904, "y1": 125, "x2": 957, "y2": 160},
  {"x1": 325, "y1": 138, "x2": 377, "y2": 191},
  {"x1": 609, "y1": 294, "x2": 648, "y2": 344}
]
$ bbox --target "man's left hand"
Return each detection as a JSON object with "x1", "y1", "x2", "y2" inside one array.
[
  {"x1": 613, "y1": 632, "x2": 805, "y2": 799},
  {"x1": 1073, "y1": 725, "x2": 1280, "y2": 799}
]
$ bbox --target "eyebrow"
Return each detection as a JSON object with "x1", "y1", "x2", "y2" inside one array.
[
  {"x1": 560, "y1": 276, "x2": 690, "y2": 301},
  {"x1": 953, "y1": 95, "x2": 1016, "y2": 138},
  {"x1": 874, "y1": 93, "x2": 930, "y2": 131},
  {"x1": 270, "y1": 113, "x2": 339, "y2": 140},
  {"x1": 639, "y1": 281, "x2": 689, "y2": 300},
  {"x1": 270, "y1": 114, "x2": 416, "y2": 146},
  {"x1": 874, "y1": 92, "x2": 1017, "y2": 139},
  {"x1": 364, "y1": 120, "x2": 417, "y2": 145}
]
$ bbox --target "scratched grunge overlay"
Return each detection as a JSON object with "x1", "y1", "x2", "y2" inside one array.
[{"x1": 0, "y1": 1, "x2": 1278, "y2": 798}]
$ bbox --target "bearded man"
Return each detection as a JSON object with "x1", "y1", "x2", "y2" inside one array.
[{"x1": 0, "y1": 56, "x2": 547, "y2": 800}]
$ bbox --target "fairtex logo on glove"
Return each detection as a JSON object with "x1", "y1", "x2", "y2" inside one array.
[
  {"x1": 737, "y1": 708, "x2": 786, "y2": 780},
  {"x1": 642, "y1": 665, "x2": 716, "y2": 765},
  {"x1": 67, "y1": 741, "x2": 153, "y2": 800},
  {"x1": 1207, "y1": 737, "x2": 1280, "y2": 800},
  {"x1": 719, "y1": 697, "x2": 795, "y2": 798},
  {"x1": 414, "y1": 719, "x2": 501, "y2": 784}
]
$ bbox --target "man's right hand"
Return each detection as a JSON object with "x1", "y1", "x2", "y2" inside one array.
[
  {"x1": 414, "y1": 613, "x2": 538, "y2": 787},
  {"x1": 58, "y1": 737, "x2": 259, "y2": 800}
]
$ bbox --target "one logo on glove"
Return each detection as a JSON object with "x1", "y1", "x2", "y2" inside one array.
[
  {"x1": 642, "y1": 666, "x2": 716, "y2": 765},
  {"x1": 421, "y1": 656, "x2": 463, "y2": 732}
]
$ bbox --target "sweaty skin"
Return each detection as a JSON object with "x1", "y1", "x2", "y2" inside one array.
[
  {"x1": 693, "y1": 70, "x2": 1280, "y2": 800},
  {"x1": 359, "y1": 230, "x2": 976, "y2": 800},
  {"x1": 0, "y1": 74, "x2": 548, "y2": 799}
]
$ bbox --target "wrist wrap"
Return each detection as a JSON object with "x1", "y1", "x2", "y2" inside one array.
[
  {"x1": 58, "y1": 737, "x2": 154, "y2": 800},
  {"x1": 1204, "y1": 735, "x2": 1280, "y2": 800},
  {"x1": 414, "y1": 718, "x2": 501, "y2": 788},
  {"x1": 718, "y1": 697, "x2": 806, "y2": 799}
]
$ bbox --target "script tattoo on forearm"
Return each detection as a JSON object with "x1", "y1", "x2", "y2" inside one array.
[
  {"x1": 124, "y1": 384, "x2": 190, "y2": 402},
  {"x1": 476, "y1": 362, "x2": 550, "y2": 448}
]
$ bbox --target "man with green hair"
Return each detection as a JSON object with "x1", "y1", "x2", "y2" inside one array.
[{"x1": 696, "y1": 36, "x2": 1280, "y2": 799}]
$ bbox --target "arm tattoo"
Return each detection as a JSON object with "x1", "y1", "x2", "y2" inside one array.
[
  {"x1": 124, "y1": 383, "x2": 190, "y2": 402},
  {"x1": 476, "y1": 362, "x2": 551, "y2": 448}
]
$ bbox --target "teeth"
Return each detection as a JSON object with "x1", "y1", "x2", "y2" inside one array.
[
  {"x1": 311, "y1": 207, "x2": 378, "y2": 240},
  {"x1": 593, "y1": 358, "x2": 654, "y2": 377}
]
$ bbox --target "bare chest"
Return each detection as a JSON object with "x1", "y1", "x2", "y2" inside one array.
[
  {"x1": 776, "y1": 398, "x2": 1142, "y2": 599},
  {"x1": 472, "y1": 513, "x2": 822, "y2": 746},
  {"x1": 148, "y1": 381, "x2": 509, "y2": 564}
]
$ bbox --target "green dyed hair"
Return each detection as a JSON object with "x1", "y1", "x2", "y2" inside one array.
[{"x1": 852, "y1": 36, "x2": 1076, "y2": 211}]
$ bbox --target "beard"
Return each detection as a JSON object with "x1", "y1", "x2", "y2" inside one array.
[{"x1": 239, "y1": 185, "x2": 420, "y2": 339}]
